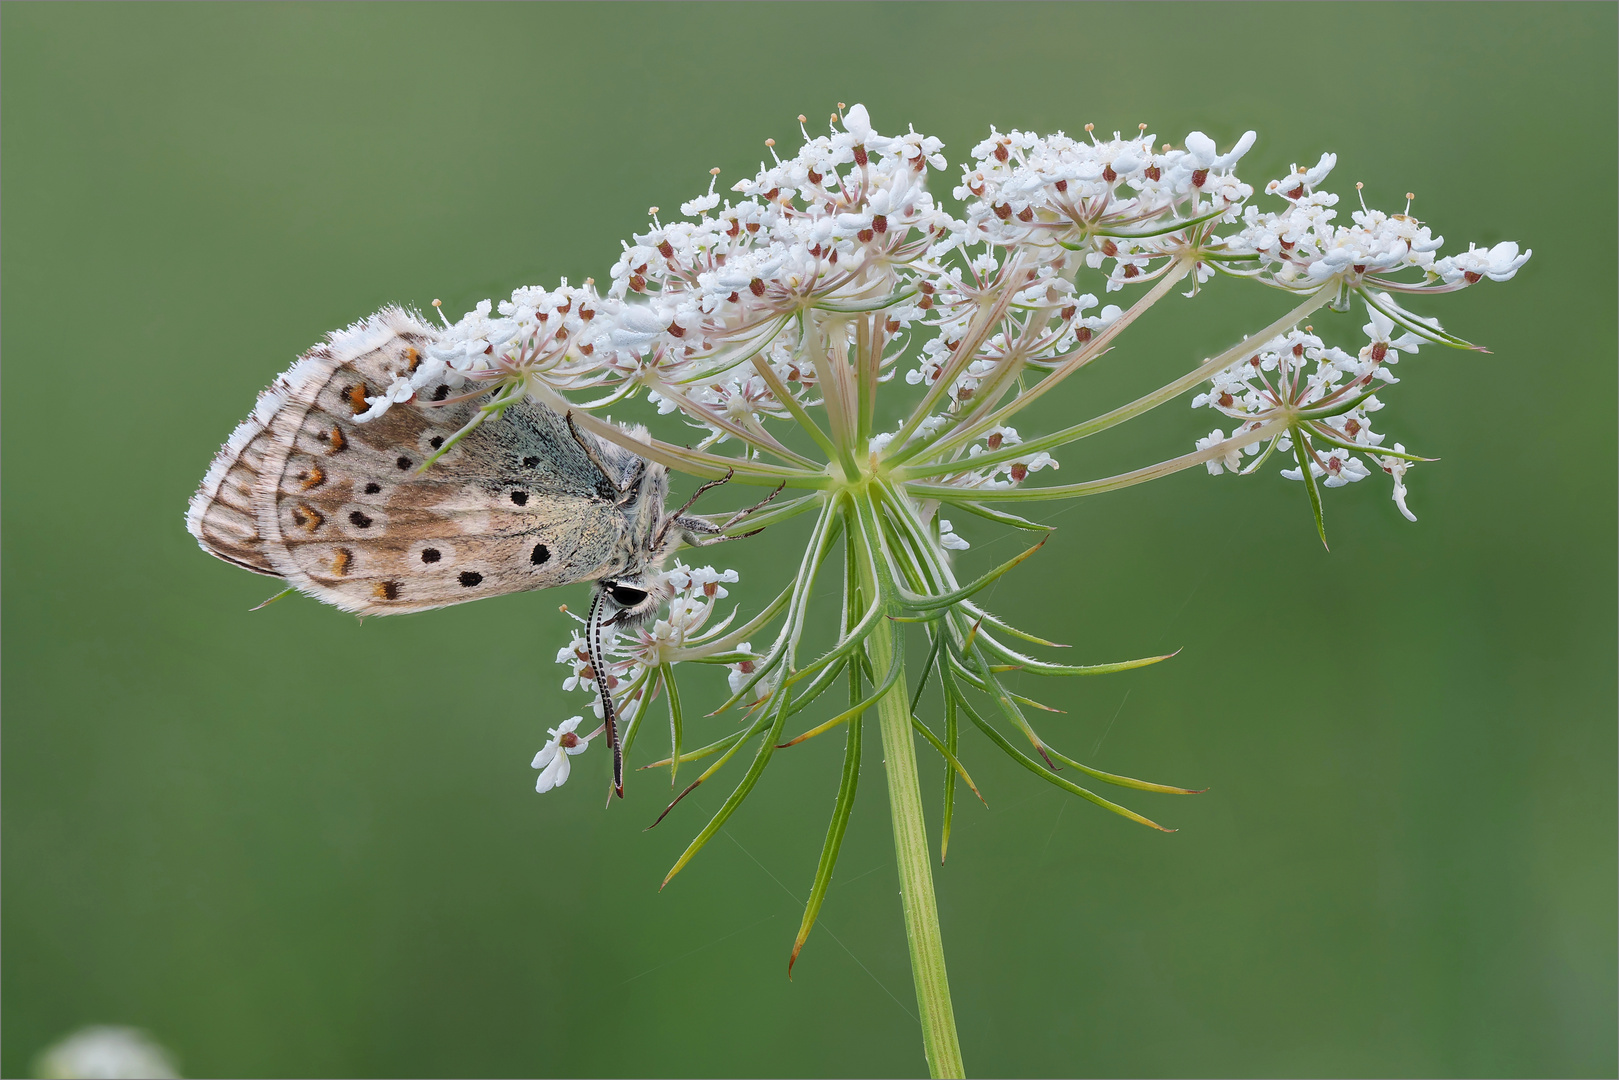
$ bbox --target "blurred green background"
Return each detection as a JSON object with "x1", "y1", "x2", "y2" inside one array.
[{"x1": 4, "y1": 3, "x2": 1614, "y2": 1077}]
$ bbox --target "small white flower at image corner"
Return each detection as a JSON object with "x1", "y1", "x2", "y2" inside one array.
[
  {"x1": 533, "y1": 716, "x2": 592, "y2": 793},
  {"x1": 34, "y1": 1026, "x2": 180, "y2": 1080}
]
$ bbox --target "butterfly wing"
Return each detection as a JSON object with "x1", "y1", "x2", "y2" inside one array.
[{"x1": 188, "y1": 307, "x2": 639, "y2": 615}]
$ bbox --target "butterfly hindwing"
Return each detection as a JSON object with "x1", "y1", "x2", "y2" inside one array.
[{"x1": 190, "y1": 307, "x2": 645, "y2": 615}]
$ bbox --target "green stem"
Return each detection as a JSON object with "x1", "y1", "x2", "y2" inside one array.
[{"x1": 856, "y1": 509, "x2": 965, "y2": 1079}]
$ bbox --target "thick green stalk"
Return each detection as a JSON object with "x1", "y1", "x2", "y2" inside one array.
[{"x1": 855, "y1": 506, "x2": 965, "y2": 1079}]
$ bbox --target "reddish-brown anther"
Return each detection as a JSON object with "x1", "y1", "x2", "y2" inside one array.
[
  {"x1": 727, "y1": 291, "x2": 740, "y2": 304},
  {"x1": 555, "y1": 328, "x2": 568, "y2": 341},
  {"x1": 1353, "y1": 264, "x2": 1366, "y2": 275},
  {"x1": 1293, "y1": 343, "x2": 1305, "y2": 357},
  {"x1": 1371, "y1": 342, "x2": 1388, "y2": 362},
  {"x1": 1345, "y1": 417, "x2": 1362, "y2": 436},
  {"x1": 993, "y1": 142, "x2": 1009, "y2": 163},
  {"x1": 858, "y1": 228, "x2": 874, "y2": 243},
  {"x1": 808, "y1": 169, "x2": 822, "y2": 185},
  {"x1": 1464, "y1": 271, "x2": 1482, "y2": 284},
  {"x1": 749, "y1": 278, "x2": 766, "y2": 297},
  {"x1": 1075, "y1": 327, "x2": 1093, "y2": 344},
  {"x1": 581, "y1": 307, "x2": 595, "y2": 320},
  {"x1": 1192, "y1": 168, "x2": 1209, "y2": 188},
  {"x1": 1102, "y1": 165, "x2": 1117, "y2": 183},
  {"x1": 872, "y1": 214, "x2": 888, "y2": 234},
  {"x1": 993, "y1": 203, "x2": 1013, "y2": 220},
  {"x1": 658, "y1": 239, "x2": 675, "y2": 259},
  {"x1": 1101, "y1": 239, "x2": 1118, "y2": 257},
  {"x1": 1145, "y1": 165, "x2": 1161, "y2": 181},
  {"x1": 1280, "y1": 239, "x2": 1295, "y2": 251},
  {"x1": 1286, "y1": 184, "x2": 1305, "y2": 200},
  {"x1": 738, "y1": 659, "x2": 755, "y2": 674},
  {"x1": 853, "y1": 144, "x2": 868, "y2": 167},
  {"x1": 1219, "y1": 392, "x2": 1234, "y2": 408},
  {"x1": 1061, "y1": 305, "x2": 1076, "y2": 320},
  {"x1": 726, "y1": 219, "x2": 741, "y2": 237},
  {"x1": 987, "y1": 432, "x2": 1004, "y2": 450},
  {"x1": 1010, "y1": 463, "x2": 1029, "y2": 482},
  {"x1": 918, "y1": 281, "x2": 935, "y2": 294},
  {"x1": 1016, "y1": 206, "x2": 1034, "y2": 222},
  {"x1": 559, "y1": 731, "x2": 580, "y2": 749},
  {"x1": 956, "y1": 385, "x2": 974, "y2": 400},
  {"x1": 579, "y1": 343, "x2": 594, "y2": 356},
  {"x1": 1055, "y1": 179, "x2": 1068, "y2": 192},
  {"x1": 919, "y1": 296, "x2": 933, "y2": 310},
  {"x1": 746, "y1": 222, "x2": 760, "y2": 233},
  {"x1": 764, "y1": 188, "x2": 779, "y2": 201},
  {"x1": 885, "y1": 319, "x2": 901, "y2": 334},
  {"x1": 1123, "y1": 265, "x2": 1140, "y2": 279},
  {"x1": 666, "y1": 321, "x2": 686, "y2": 338},
  {"x1": 629, "y1": 274, "x2": 647, "y2": 292}
]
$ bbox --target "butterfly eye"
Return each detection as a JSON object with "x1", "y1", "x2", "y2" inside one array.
[{"x1": 609, "y1": 584, "x2": 650, "y2": 608}]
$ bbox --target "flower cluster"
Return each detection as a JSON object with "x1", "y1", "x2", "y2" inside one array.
[
  {"x1": 1190, "y1": 299, "x2": 1430, "y2": 520},
  {"x1": 385, "y1": 108, "x2": 1523, "y2": 907},
  {"x1": 540, "y1": 562, "x2": 748, "y2": 790}
]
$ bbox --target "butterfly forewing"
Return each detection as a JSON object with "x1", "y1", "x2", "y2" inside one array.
[{"x1": 189, "y1": 308, "x2": 639, "y2": 615}]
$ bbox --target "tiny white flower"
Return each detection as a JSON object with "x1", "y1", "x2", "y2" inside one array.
[
  {"x1": 353, "y1": 375, "x2": 416, "y2": 423},
  {"x1": 938, "y1": 519, "x2": 970, "y2": 550},
  {"x1": 532, "y1": 716, "x2": 592, "y2": 793},
  {"x1": 1381, "y1": 444, "x2": 1418, "y2": 522},
  {"x1": 1196, "y1": 429, "x2": 1241, "y2": 475}
]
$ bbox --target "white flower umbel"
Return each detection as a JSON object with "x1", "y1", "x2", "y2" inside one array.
[{"x1": 439, "y1": 104, "x2": 1526, "y2": 1076}]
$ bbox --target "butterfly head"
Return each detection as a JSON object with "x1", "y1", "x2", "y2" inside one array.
[{"x1": 596, "y1": 574, "x2": 672, "y2": 629}]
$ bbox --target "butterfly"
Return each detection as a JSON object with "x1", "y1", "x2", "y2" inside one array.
[{"x1": 187, "y1": 306, "x2": 755, "y2": 794}]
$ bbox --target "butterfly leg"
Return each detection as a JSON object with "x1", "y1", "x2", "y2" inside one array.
[
  {"x1": 674, "y1": 482, "x2": 787, "y2": 547},
  {"x1": 565, "y1": 410, "x2": 641, "y2": 497},
  {"x1": 654, "y1": 469, "x2": 733, "y2": 549}
]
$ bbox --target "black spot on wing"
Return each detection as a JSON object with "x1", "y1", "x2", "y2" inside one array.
[{"x1": 459, "y1": 571, "x2": 483, "y2": 588}]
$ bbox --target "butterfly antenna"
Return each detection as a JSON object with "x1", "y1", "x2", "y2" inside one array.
[{"x1": 586, "y1": 587, "x2": 626, "y2": 798}]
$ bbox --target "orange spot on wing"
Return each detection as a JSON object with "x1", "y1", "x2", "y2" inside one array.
[
  {"x1": 347, "y1": 383, "x2": 369, "y2": 415},
  {"x1": 331, "y1": 548, "x2": 353, "y2": 576},
  {"x1": 327, "y1": 427, "x2": 347, "y2": 453},
  {"x1": 374, "y1": 580, "x2": 401, "y2": 601},
  {"x1": 405, "y1": 346, "x2": 421, "y2": 372},
  {"x1": 297, "y1": 465, "x2": 325, "y2": 490},
  {"x1": 290, "y1": 503, "x2": 324, "y2": 532}
]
